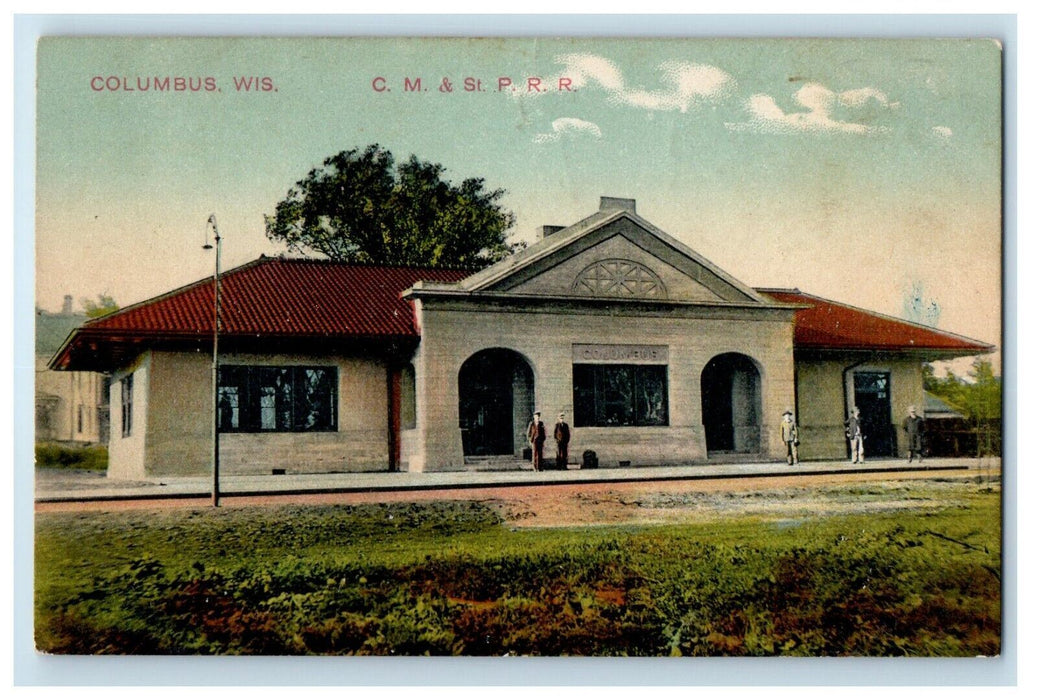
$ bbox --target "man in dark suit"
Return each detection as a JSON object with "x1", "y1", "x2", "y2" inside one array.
[
  {"x1": 527, "y1": 411, "x2": 546, "y2": 471},
  {"x1": 554, "y1": 412, "x2": 571, "y2": 470},
  {"x1": 902, "y1": 405, "x2": 925, "y2": 463}
]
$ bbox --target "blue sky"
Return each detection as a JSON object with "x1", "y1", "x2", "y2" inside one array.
[{"x1": 35, "y1": 36, "x2": 1002, "y2": 364}]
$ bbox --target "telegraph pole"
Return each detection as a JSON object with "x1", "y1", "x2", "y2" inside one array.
[{"x1": 204, "y1": 214, "x2": 222, "y2": 507}]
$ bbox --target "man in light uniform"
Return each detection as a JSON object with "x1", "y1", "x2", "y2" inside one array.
[
  {"x1": 845, "y1": 406, "x2": 865, "y2": 464},
  {"x1": 781, "y1": 408, "x2": 800, "y2": 465}
]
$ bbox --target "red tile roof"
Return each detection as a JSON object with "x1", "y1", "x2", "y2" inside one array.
[
  {"x1": 757, "y1": 289, "x2": 993, "y2": 354},
  {"x1": 50, "y1": 262, "x2": 993, "y2": 371},
  {"x1": 51, "y1": 257, "x2": 470, "y2": 370},
  {"x1": 83, "y1": 257, "x2": 470, "y2": 337}
]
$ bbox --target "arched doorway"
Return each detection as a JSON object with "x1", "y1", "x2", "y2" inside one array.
[
  {"x1": 701, "y1": 353, "x2": 762, "y2": 454},
  {"x1": 458, "y1": 349, "x2": 535, "y2": 457}
]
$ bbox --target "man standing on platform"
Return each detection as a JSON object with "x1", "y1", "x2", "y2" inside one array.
[
  {"x1": 554, "y1": 412, "x2": 571, "y2": 471},
  {"x1": 903, "y1": 405, "x2": 925, "y2": 463},
  {"x1": 845, "y1": 406, "x2": 865, "y2": 464},
  {"x1": 527, "y1": 411, "x2": 546, "y2": 472},
  {"x1": 781, "y1": 408, "x2": 800, "y2": 465}
]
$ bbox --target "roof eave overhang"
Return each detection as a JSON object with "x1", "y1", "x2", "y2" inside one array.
[
  {"x1": 403, "y1": 286, "x2": 808, "y2": 313},
  {"x1": 50, "y1": 329, "x2": 422, "y2": 372},
  {"x1": 794, "y1": 345, "x2": 995, "y2": 361}
]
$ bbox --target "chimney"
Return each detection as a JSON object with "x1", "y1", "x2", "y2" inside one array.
[
  {"x1": 538, "y1": 225, "x2": 565, "y2": 241},
  {"x1": 62, "y1": 295, "x2": 73, "y2": 315},
  {"x1": 599, "y1": 196, "x2": 636, "y2": 214}
]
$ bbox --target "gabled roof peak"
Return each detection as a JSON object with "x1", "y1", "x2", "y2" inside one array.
[{"x1": 461, "y1": 198, "x2": 767, "y2": 304}]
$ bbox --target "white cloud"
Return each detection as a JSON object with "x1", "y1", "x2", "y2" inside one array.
[
  {"x1": 725, "y1": 82, "x2": 897, "y2": 135},
  {"x1": 931, "y1": 125, "x2": 954, "y2": 139},
  {"x1": 533, "y1": 117, "x2": 603, "y2": 144},
  {"x1": 838, "y1": 87, "x2": 898, "y2": 109},
  {"x1": 615, "y1": 60, "x2": 735, "y2": 112},
  {"x1": 549, "y1": 53, "x2": 735, "y2": 112},
  {"x1": 555, "y1": 53, "x2": 624, "y2": 92}
]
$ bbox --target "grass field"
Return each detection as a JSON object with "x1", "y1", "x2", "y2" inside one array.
[{"x1": 34, "y1": 479, "x2": 1001, "y2": 656}]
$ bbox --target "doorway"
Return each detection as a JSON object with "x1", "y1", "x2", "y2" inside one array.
[
  {"x1": 701, "y1": 353, "x2": 762, "y2": 453},
  {"x1": 458, "y1": 349, "x2": 535, "y2": 457},
  {"x1": 852, "y1": 371, "x2": 895, "y2": 457}
]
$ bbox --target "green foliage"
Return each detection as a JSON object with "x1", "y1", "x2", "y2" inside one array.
[
  {"x1": 925, "y1": 359, "x2": 1001, "y2": 420},
  {"x1": 962, "y1": 360, "x2": 1002, "y2": 421},
  {"x1": 35, "y1": 442, "x2": 108, "y2": 471},
  {"x1": 35, "y1": 486, "x2": 1001, "y2": 656},
  {"x1": 265, "y1": 144, "x2": 519, "y2": 268},
  {"x1": 922, "y1": 362, "x2": 938, "y2": 391},
  {"x1": 80, "y1": 294, "x2": 119, "y2": 318},
  {"x1": 924, "y1": 358, "x2": 1002, "y2": 455}
]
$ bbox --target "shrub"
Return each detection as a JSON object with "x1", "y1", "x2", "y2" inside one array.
[{"x1": 35, "y1": 442, "x2": 108, "y2": 471}]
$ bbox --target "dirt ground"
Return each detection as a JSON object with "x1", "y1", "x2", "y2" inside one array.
[
  {"x1": 38, "y1": 467, "x2": 1000, "y2": 527},
  {"x1": 477, "y1": 470, "x2": 998, "y2": 528}
]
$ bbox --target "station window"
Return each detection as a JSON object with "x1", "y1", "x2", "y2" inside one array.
[
  {"x1": 400, "y1": 364, "x2": 417, "y2": 430},
  {"x1": 217, "y1": 365, "x2": 337, "y2": 433},
  {"x1": 573, "y1": 364, "x2": 669, "y2": 427},
  {"x1": 120, "y1": 374, "x2": 133, "y2": 437}
]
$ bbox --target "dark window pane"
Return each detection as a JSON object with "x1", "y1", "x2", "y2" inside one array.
[
  {"x1": 854, "y1": 372, "x2": 889, "y2": 394},
  {"x1": 295, "y1": 367, "x2": 335, "y2": 430},
  {"x1": 600, "y1": 366, "x2": 633, "y2": 425},
  {"x1": 218, "y1": 386, "x2": 239, "y2": 431},
  {"x1": 250, "y1": 367, "x2": 292, "y2": 431},
  {"x1": 258, "y1": 385, "x2": 276, "y2": 429},
  {"x1": 637, "y1": 366, "x2": 664, "y2": 425},
  {"x1": 573, "y1": 365, "x2": 596, "y2": 427},
  {"x1": 276, "y1": 369, "x2": 293, "y2": 430},
  {"x1": 217, "y1": 366, "x2": 248, "y2": 432},
  {"x1": 218, "y1": 365, "x2": 337, "y2": 433},
  {"x1": 120, "y1": 374, "x2": 133, "y2": 437},
  {"x1": 573, "y1": 364, "x2": 668, "y2": 427}
]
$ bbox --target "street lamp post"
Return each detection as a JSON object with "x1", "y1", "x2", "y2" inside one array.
[{"x1": 204, "y1": 214, "x2": 222, "y2": 507}]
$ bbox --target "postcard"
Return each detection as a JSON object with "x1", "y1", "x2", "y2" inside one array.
[{"x1": 30, "y1": 31, "x2": 1005, "y2": 672}]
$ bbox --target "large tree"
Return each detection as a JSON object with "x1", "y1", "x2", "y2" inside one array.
[{"x1": 265, "y1": 144, "x2": 518, "y2": 268}]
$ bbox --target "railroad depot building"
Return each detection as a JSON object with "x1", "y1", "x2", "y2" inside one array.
[{"x1": 50, "y1": 197, "x2": 993, "y2": 479}]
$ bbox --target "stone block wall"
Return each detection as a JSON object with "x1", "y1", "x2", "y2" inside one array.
[
  {"x1": 111, "y1": 350, "x2": 391, "y2": 478},
  {"x1": 408, "y1": 299, "x2": 796, "y2": 471}
]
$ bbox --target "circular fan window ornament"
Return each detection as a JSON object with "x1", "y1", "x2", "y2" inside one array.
[{"x1": 572, "y1": 259, "x2": 667, "y2": 299}]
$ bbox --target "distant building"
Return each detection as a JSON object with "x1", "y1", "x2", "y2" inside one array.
[
  {"x1": 924, "y1": 391, "x2": 965, "y2": 422},
  {"x1": 922, "y1": 390, "x2": 999, "y2": 457},
  {"x1": 50, "y1": 198, "x2": 993, "y2": 478},
  {"x1": 36, "y1": 295, "x2": 109, "y2": 444}
]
